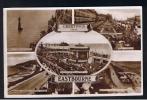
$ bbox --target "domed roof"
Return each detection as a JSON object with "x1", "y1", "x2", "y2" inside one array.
[{"x1": 39, "y1": 30, "x2": 110, "y2": 44}]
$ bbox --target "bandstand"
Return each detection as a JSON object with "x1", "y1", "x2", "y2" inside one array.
[{"x1": 69, "y1": 44, "x2": 90, "y2": 63}]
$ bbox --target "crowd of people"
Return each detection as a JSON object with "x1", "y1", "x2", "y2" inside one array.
[
  {"x1": 37, "y1": 45, "x2": 109, "y2": 75},
  {"x1": 104, "y1": 34, "x2": 141, "y2": 50},
  {"x1": 92, "y1": 14, "x2": 141, "y2": 50},
  {"x1": 108, "y1": 21, "x2": 141, "y2": 50}
]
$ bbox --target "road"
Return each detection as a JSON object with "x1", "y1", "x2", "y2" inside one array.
[
  {"x1": 8, "y1": 71, "x2": 49, "y2": 95},
  {"x1": 109, "y1": 65, "x2": 125, "y2": 89},
  {"x1": 109, "y1": 64, "x2": 141, "y2": 92}
]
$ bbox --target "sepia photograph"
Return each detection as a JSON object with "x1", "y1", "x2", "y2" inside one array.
[
  {"x1": 3, "y1": 7, "x2": 142, "y2": 98},
  {"x1": 7, "y1": 53, "x2": 73, "y2": 95},
  {"x1": 74, "y1": 9, "x2": 141, "y2": 50},
  {"x1": 36, "y1": 30, "x2": 112, "y2": 75},
  {"x1": 6, "y1": 8, "x2": 141, "y2": 52},
  {"x1": 6, "y1": 53, "x2": 142, "y2": 96},
  {"x1": 6, "y1": 9, "x2": 72, "y2": 52},
  {"x1": 74, "y1": 61, "x2": 141, "y2": 94}
]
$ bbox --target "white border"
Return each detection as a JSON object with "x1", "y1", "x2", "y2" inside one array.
[{"x1": 3, "y1": 6, "x2": 143, "y2": 98}]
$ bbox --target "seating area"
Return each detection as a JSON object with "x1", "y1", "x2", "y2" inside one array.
[{"x1": 37, "y1": 46, "x2": 109, "y2": 75}]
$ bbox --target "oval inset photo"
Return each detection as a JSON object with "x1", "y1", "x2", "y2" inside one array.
[{"x1": 35, "y1": 30, "x2": 112, "y2": 75}]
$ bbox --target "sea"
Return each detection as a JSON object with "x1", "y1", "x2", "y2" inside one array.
[
  {"x1": 7, "y1": 10, "x2": 55, "y2": 48},
  {"x1": 68, "y1": 43, "x2": 111, "y2": 55}
]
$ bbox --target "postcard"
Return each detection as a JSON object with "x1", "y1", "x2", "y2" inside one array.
[{"x1": 3, "y1": 6, "x2": 143, "y2": 98}]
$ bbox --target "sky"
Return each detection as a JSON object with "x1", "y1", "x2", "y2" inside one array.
[
  {"x1": 96, "y1": 9, "x2": 141, "y2": 20},
  {"x1": 38, "y1": 31, "x2": 112, "y2": 54},
  {"x1": 7, "y1": 53, "x2": 36, "y2": 66}
]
